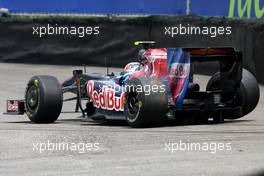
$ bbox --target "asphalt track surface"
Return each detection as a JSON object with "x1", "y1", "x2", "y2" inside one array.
[{"x1": 0, "y1": 63, "x2": 263, "y2": 176}]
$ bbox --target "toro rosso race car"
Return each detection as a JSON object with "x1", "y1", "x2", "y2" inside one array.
[{"x1": 6, "y1": 41, "x2": 260, "y2": 127}]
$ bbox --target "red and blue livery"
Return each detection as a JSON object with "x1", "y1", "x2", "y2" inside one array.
[{"x1": 6, "y1": 41, "x2": 260, "y2": 127}]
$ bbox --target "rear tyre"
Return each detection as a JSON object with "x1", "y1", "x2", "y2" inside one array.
[
  {"x1": 124, "y1": 77, "x2": 168, "y2": 128},
  {"x1": 206, "y1": 69, "x2": 259, "y2": 119},
  {"x1": 25, "y1": 75, "x2": 63, "y2": 123}
]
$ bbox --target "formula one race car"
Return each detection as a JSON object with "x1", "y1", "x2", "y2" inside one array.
[{"x1": 6, "y1": 41, "x2": 260, "y2": 127}]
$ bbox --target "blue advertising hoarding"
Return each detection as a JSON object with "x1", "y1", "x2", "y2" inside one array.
[
  {"x1": 0, "y1": 0, "x2": 263, "y2": 18},
  {"x1": 190, "y1": 0, "x2": 264, "y2": 18},
  {"x1": 0, "y1": 0, "x2": 186, "y2": 15}
]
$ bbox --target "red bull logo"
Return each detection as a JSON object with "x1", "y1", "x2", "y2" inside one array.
[
  {"x1": 87, "y1": 81, "x2": 124, "y2": 111},
  {"x1": 169, "y1": 63, "x2": 190, "y2": 78}
]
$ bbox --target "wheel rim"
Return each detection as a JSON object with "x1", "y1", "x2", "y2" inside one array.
[
  {"x1": 26, "y1": 85, "x2": 39, "y2": 112},
  {"x1": 127, "y1": 92, "x2": 140, "y2": 116}
]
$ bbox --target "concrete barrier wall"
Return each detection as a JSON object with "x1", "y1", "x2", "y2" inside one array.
[{"x1": 0, "y1": 15, "x2": 263, "y2": 83}]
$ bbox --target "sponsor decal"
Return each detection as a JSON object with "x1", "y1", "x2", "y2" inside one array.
[
  {"x1": 7, "y1": 101, "x2": 18, "y2": 111},
  {"x1": 87, "y1": 81, "x2": 124, "y2": 111},
  {"x1": 169, "y1": 63, "x2": 190, "y2": 79}
]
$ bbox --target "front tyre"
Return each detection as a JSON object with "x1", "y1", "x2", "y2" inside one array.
[
  {"x1": 25, "y1": 75, "x2": 63, "y2": 123},
  {"x1": 124, "y1": 77, "x2": 168, "y2": 128}
]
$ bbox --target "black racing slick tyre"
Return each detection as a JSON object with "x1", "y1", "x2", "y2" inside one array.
[
  {"x1": 124, "y1": 77, "x2": 168, "y2": 128},
  {"x1": 25, "y1": 75, "x2": 63, "y2": 123},
  {"x1": 206, "y1": 69, "x2": 260, "y2": 119}
]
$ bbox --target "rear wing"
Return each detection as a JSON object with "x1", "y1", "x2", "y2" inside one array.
[
  {"x1": 183, "y1": 47, "x2": 243, "y2": 92},
  {"x1": 183, "y1": 47, "x2": 241, "y2": 62}
]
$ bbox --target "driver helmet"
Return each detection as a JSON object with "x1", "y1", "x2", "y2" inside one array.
[{"x1": 123, "y1": 62, "x2": 140, "y2": 73}]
